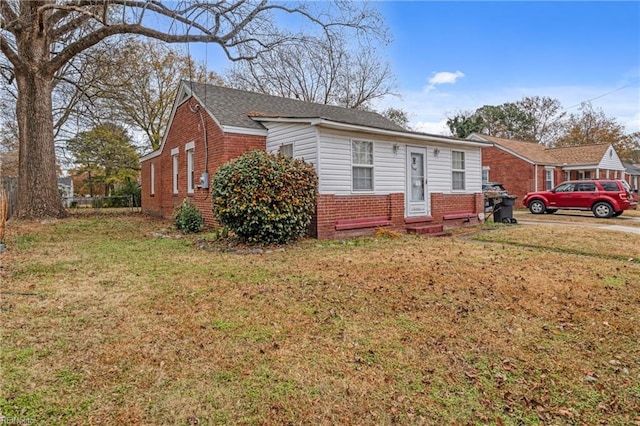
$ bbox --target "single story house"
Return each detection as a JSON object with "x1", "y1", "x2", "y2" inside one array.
[
  {"x1": 471, "y1": 133, "x2": 627, "y2": 207},
  {"x1": 140, "y1": 82, "x2": 490, "y2": 239}
]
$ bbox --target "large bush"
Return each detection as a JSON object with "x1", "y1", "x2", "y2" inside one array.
[{"x1": 211, "y1": 150, "x2": 317, "y2": 244}]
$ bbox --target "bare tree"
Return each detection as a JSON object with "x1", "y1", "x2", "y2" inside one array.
[
  {"x1": 0, "y1": 0, "x2": 384, "y2": 219},
  {"x1": 88, "y1": 39, "x2": 223, "y2": 152},
  {"x1": 516, "y1": 96, "x2": 565, "y2": 146},
  {"x1": 226, "y1": 32, "x2": 395, "y2": 110}
]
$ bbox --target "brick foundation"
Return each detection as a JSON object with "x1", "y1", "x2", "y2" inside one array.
[{"x1": 312, "y1": 192, "x2": 484, "y2": 239}]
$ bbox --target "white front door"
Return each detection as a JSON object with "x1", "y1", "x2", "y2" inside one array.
[{"x1": 406, "y1": 147, "x2": 429, "y2": 216}]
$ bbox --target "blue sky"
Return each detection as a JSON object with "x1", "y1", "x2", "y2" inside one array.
[{"x1": 199, "y1": 1, "x2": 640, "y2": 135}]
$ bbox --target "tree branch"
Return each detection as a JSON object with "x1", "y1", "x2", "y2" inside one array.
[
  {"x1": 0, "y1": 1, "x2": 19, "y2": 29},
  {"x1": 0, "y1": 32, "x2": 22, "y2": 70}
]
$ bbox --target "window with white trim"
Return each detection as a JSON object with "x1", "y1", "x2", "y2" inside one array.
[
  {"x1": 150, "y1": 162, "x2": 155, "y2": 196},
  {"x1": 352, "y1": 140, "x2": 374, "y2": 191},
  {"x1": 280, "y1": 143, "x2": 293, "y2": 158},
  {"x1": 545, "y1": 168, "x2": 554, "y2": 190},
  {"x1": 482, "y1": 166, "x2": 490, "y2": 184},
  {"x1": 172, "y1": 148, "x2": 179, "y2": 194},
  {"x1": 452, "y1": 151, "x2": 465, "y2": 190},
  {"x1": 186, "y1": 142, "x2": 195, "y2": 194}
]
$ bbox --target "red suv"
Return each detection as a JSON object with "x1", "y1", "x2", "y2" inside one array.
[{"x1": 523, "y1": 180, "x2": 638, "y2": 218}]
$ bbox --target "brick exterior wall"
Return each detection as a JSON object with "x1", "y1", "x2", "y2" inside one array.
[
  {"x1": 314, "y1": 193, "x2": 405, "y2": 239},
  {"x1": 141, "y1": 97, "x2": 266, "y2": 225},
  {"x1": 430, "y1": 193, "x2": 484, "y2": 223},
  {"x1": 482, "y1": 146, "x2": 538, "y2": 207},
  {"x1": 313, "y1": 192, "x2": 483, "y2": 239}
]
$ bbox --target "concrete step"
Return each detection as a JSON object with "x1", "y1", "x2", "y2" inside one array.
[{"x1": 405, "y1": 224, "x2": 451, "y2": 237}]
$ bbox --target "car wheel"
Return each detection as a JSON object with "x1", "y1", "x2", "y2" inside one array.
[
  {"x1": 612, "y1": 210, "x2": 623, "y2": 217},
  {"x1": 592, "y1": 202, "x2": 613, "y2": 218},
  {"x1": 528, "y1": 199, "x2": 546, "y2": 214},
  {"x1": 544, "y1": 209, "x2": 557, "y2": 214}
]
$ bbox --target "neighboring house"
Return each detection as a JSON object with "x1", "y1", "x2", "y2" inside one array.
[
  {"x1": 57, "y1": 177, "x2": 74, "y2": 207},
  {"x1": 140, "y1": 82, "x2": 490, "y2": 239},
  {"x1": 623, "y1": 163, "x2": 640, "y2": 191},
  {"x1": 471, "y1": 134, "x2": 627, "y2": 207}
]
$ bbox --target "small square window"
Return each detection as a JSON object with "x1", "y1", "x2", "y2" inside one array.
[{"x1": 280, "y1": 143, "x2": 293, "y2": 158}]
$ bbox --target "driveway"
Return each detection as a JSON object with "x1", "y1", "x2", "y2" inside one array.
[{"x1": 513, "y1": 211, "x2": 640, "y2": 235}]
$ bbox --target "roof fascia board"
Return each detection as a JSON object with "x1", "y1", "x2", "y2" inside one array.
[
  {"x1": 253, "y1": 117, "x2": 491, "y2": 147},
  {"x1": 315, "y1": 119, "x2": 488, "y2": 145},
  {"x1": 221, "y1": 125, "x2": 268, "y2": 136},
  {"x1": 561, "y1": 163, "x2": 599, "y2": 170}
]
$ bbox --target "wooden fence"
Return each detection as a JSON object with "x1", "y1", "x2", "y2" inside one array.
[{"x1": 1, "y1": 177, "x2": 17, "y2": 219}]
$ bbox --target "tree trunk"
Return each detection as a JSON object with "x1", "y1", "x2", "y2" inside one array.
[{"x1": 15, "y1": 70, "x2": 65, "y2": 219}]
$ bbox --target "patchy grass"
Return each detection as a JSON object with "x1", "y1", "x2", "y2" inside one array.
[
  {"x1": 1, "y1": 215, "x2": 639, "y2": 425},
  {"x1": 473, "y1": 224, "x2": 640, "y2": 262}
]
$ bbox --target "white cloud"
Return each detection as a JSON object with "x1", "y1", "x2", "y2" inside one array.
[
  {"x1": 413, "y1": 119, "x2": 450, "y2": 136},
  {"x1": 427, "y1": 71, "x2": 465, "y2": 86}
]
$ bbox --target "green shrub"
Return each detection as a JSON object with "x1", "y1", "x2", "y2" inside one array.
[
  {"x1": 174, "y1": 198, "x2": 203, "y2": 233},
  {"x1": 211, "y1": 150, "x2": 317, "y2": 244},
  {"x1": 108, "y1": 179, "x2": 141, "y2": 207}
]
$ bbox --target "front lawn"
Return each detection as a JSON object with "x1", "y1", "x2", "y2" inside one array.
[{"x1": 1, "y1": 215, "x2": 639, "y2": 425}]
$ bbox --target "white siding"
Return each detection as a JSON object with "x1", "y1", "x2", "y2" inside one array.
[
  {"x1": 375, "y1": 141, "x2": 405, "y2": 194},
  {"x1": 465, "y1": 148, "x2": 483, "y2": 193},
  {"x1": 318, "y1": 129, "x2": 405, "y2": 195},
  {"x1": 264, "y1": 125, "x2": 484, "y2": 196},
  {"x1": 597, "y1": 146, "x2": 625, "y2": 170},
  {"x1": 264, "y1": 123, "x2": 318, "y2": 168},
  {"x1": 318, "y1": 131, "x2": 352, "y2": 194},
  {"x1": 427, "y1": 146, "x2": 482, "y2": 194},
  {"x1": 426, "y1": 147, "x2": 451, "y2": 193}
]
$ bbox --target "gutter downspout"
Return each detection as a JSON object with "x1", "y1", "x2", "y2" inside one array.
[{"x1": 534, "y1": 164, "x2": 538, "y2": 192}]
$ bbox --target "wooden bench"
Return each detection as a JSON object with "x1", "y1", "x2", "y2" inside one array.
[
  {"x1": 442, "y1": 211, "x2": 475, "y2": 221},
  {"x1": 335, "y1": 216, "x2": 393, "y2": 231}
]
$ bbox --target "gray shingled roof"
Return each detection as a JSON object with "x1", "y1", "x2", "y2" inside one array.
[
  {"x1": 625, "y1": 162, "x2": 640, "y2": 175},
  {"x1": 188, "y1": 82, "x2": 407, "y2": 132}
]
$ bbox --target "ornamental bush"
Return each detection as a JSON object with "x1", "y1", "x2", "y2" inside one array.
[
  {"x1": 173, "y1": 198, "x2": 203, "y2": 233},
  {"x1": 211, "y1": 150, "x2": 317, "y2": 245}
]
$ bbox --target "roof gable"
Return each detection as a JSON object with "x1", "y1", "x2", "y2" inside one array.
[{"x1": 475, "y1": 133, "x2": 622, "y2": 168}]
